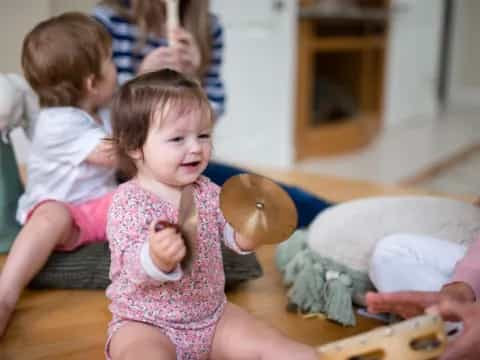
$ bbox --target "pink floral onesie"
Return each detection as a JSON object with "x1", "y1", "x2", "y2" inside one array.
[{"x1": 105, "y1": 176, "x2": 246, "y2": 359}]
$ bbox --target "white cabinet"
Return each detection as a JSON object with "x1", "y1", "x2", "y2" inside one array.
[
  {"x1": 383, "y1": 0, "x2": 443, "y2": 126},
  {"x1": 211, "y1": 0, "x2": 297, "y2": 168}
]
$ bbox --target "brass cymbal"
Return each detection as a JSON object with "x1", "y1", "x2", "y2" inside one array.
[{"x1": 219, "y1": 174, "x2": 298, "y2": 245}]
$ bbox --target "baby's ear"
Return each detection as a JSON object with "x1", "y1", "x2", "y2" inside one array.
[
  {"x1": 127, "y1": 148, "x2": 143, "y2": 161},
  {"x1": 84, "y1": 74, "x2": 97, "y2": 94}
]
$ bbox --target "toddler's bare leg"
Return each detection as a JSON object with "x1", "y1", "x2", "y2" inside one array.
[
  {"x1": 211, "y1": 302, "x2": 318, "y2": 360},
  {"x1": 109, "y1": 321, "x2": 176, "y2": 360},
  {"x1": 0, "y1": 202, "x2": 78, "y2": 337}
]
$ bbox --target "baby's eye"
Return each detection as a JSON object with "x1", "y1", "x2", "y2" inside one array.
[
  {"x1": 169, "y1": 136, "x2": 184, "y2": 142},
  {"x1": 198, "y1": 133, "x2": 211, "y2": 139}
]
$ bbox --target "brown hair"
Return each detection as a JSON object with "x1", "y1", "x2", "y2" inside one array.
[
  {"x1": 22, "y1": 12, "x2": 112, "y2": 108},
  {"x1": 100, "y1": 0, "x2": 211, "y2": 76},
  {"x1": 111, "y1": 69, "x2": 213, "y2": 178}
]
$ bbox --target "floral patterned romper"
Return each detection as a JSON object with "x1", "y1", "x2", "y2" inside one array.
[{"x1": 105, "y1": 177, "x2": 245, "y2": 359}]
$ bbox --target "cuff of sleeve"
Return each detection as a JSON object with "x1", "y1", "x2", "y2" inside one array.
[
  {"x1": 140, "y1": 242, "x2": 183, "y2": 282},
  {"x1": 449, "y1": 267, "x2": 480, "y2": 301},
  {"x1": 223, "y1": 223, "x2": 252, "y2": 255}
]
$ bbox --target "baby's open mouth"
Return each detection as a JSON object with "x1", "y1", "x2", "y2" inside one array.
[{"x1": 181, "y1": 161, "x2": 201, "y2": 167}]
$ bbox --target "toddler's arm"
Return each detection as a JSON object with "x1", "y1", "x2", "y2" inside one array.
[{"x1": 85, "y1": 139, "x2": 117, "y2": 168}]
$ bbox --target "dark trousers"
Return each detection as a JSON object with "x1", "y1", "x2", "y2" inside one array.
[{"x1": 203, "y1": 161, "x2": 332, "y2": 228}]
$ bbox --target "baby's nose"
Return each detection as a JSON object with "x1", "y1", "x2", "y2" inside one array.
[{"x1": 188, "y1": 138, "x2": 201, "y2": 152}]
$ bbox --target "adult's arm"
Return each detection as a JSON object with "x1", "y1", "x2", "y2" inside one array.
[
  {"x1": 202, "y1": 15, "x2": 226, "y2": 118},
  {"x1": 447, "y1": 234, "x2": 480, "y2": 300}
]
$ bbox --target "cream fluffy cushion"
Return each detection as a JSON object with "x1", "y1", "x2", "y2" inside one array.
[{"x1": 307, "y1": 196, "x2": 480, "y2": 274}]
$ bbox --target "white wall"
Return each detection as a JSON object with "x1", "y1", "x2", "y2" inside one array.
[
  {"x1": 0, "y1": 1, "x2": 51, "y2": 73},
  {"x1": 0, "y1": 0, "x2": 97, "y2": 74},
  {"x1": 50, "y1": 0, "x2": 97, "y2": 15},
  {"x1": 383, "y1": 0, "x2": 443, "y2": 126},
  {"x1": 211, "y1": 0, "x2": 297, "y2": 168}
]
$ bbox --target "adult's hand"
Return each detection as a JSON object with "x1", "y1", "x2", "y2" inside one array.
[
  {"x1": 366, "y1": 291, "x2": 442, "y2": 319},
  {"x1": 429, "y1": 300, "x2": 480, "y2": 360},
  {"x1": 138, "y1": 28, "x2": 201, "y2": 76},
  {"x1": 366, "y1": 282, "x2": 475, "y2": 319},
  {"x1": 169, "y1": 28, "x2": 201, "y2": 75}
]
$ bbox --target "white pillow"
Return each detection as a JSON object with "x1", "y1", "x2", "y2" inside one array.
[{"x1": 308, "y1": 196, "x2": 480, "y2": 274}]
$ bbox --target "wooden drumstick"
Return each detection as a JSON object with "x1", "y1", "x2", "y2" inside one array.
[
  {"x1": 317, "y1": 314, "x2": 447, "y2": 360},
  {"x1": 154, "y1": 185, "x2": 197, "y2": 272},
  {"x1": 165, "y1": 0, "x2": 180, "y2": 45}
]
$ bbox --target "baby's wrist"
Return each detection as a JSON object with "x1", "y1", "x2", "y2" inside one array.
[
  {"x1": 235, "y1": 232, "x2": 256, "y2": 251},
  {"x1": 140, "y1": 242, "x2": 183, "y2": 281},
  {"x1": 150, "y1": 250, "x2": 176, "y2": 274}
]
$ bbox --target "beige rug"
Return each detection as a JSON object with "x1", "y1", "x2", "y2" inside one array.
[{"x1": 402, "y1": 144, "x2": 480, "y2": 197}]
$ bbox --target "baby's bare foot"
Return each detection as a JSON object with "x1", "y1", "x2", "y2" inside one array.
[{"x1": 0, "y1": 300, "x2": 14, "y2": 338}]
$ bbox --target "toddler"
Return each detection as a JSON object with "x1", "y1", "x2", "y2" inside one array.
[
  {"x1": 106, "y1": 69, "x2": 318, "y2": 360},
  {"x1": 0, "y1": 12, "x2": 118, "y2": 336}
]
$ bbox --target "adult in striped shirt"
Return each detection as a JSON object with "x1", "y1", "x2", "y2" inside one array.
[{"x1": 94, "y1": 0, "x2": 225, "y2": 117}]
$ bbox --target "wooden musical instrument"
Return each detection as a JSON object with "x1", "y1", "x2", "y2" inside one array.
[
  {"x1": 154, "y1": 185, "x2": 197, "y2": 271},
  {"x1": 165, "y1": 0, "x2": 180, "y2": 44},
  {"x1": 317, "y1": 314, "x2": 447, "y2": 359}
]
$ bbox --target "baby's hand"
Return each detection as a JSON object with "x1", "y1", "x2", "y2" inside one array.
[
  {"x1": 148, "y1": 220, "x2": 186, "y2": 273},
  {"x1": 235, "y1": 232, "x2": 257, "y2": 252}
]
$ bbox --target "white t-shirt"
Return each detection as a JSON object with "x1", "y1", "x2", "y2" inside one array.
[{"x1": 16, "y1": 107, "x2": 116, "y2": 224}]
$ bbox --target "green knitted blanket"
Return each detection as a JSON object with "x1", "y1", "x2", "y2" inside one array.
[{"x1": 275, "y1": 230, "x2": 374, "y2": 326}]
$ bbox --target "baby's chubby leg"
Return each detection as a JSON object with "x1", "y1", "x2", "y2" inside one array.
[
  {"x1": 210, "y1": 302, "x2": 318, "y2": 360},
  {"x1": 108, "y1": 321, "x2": 176, "y2": 360},
  {"x1": 0, "y1": 202, "x2": 78, "y2": 337}
]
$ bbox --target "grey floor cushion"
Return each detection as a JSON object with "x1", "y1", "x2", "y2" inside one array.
[{"x1": 30, "y1": 242, "x2": 263, "y2": 291}]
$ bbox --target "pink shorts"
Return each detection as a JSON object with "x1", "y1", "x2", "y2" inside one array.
[{"x1": 26, "y1": 191, "x2": 114, "y2": 252}]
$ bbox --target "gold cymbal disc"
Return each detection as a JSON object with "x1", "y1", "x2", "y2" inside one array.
[{"x1": 219, "y1": 174, "x2": 298, "y2": 245}]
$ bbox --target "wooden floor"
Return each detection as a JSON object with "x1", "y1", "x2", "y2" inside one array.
[{"x1": 0, "y1": 169, "x2": 448, "y2": 359}]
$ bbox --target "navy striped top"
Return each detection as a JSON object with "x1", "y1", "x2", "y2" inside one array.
[{"x1": 93, "y1": 5, "x2": 226, "y2": 117}]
